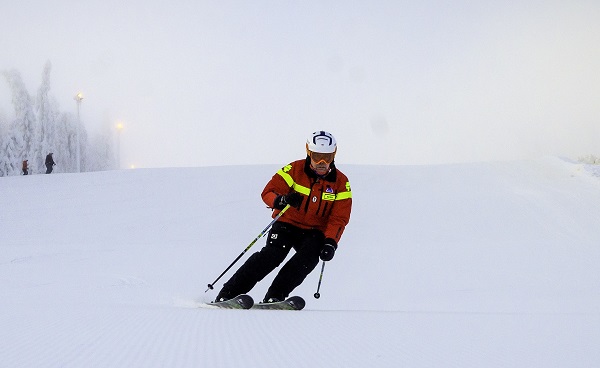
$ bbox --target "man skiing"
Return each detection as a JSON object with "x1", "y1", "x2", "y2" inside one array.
[{"x1": 215, "y1": 131, "x2": 352, "y2": 303}]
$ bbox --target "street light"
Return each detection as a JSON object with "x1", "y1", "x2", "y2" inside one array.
[
  {"x1": 74, "y1": 92, "x2": 84, "y2": 173},
  {"x1": 116, "y1": 122, "x2": 124, "y2": 169}
]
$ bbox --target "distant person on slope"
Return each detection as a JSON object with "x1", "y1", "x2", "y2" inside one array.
[
  {"x1": 45, "y1": 153, "x2": 56, "y2": 174},
  {"x1": 215, "y1": 131, "x2": 352, "y2": 303},
  {"x1": 22, "y1": 159, "x2": 28, "y2": 175}
]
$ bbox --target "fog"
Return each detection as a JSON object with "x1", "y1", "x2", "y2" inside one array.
[{"x1": 1, "y1": 1, "x2": 599, "y2": 168}]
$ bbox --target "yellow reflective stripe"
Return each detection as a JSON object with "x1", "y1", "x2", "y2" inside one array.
[
  {"x1": 277, "y1": 169, "x2": 294, "y2": 187},
  {"x1": 276, "y1": 169, "x2": 311, "y2": 196},
  {"x1": 277, "y1": 169, "x2": 351, "y2": 200},
  {"x1": 293, "y1": 183, "x2": 311, "y2": 196},
  {"x1": 323, "y1": 191, "x2": 351, "y2": 201},
  {"x1": 336, "y1": 191, "x2": 352, "y2": 200}
]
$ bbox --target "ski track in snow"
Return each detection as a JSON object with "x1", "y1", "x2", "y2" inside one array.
[
  {"x1": 1, "y1": 159, "x2": 600, "y2": 367},
  {"x1": 4, "y1": 306, "x2": 594, "y2": 367}
]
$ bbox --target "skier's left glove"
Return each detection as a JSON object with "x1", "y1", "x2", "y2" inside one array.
[{"x1": 320, "y1": 238, "x2": 338, "y2": 261}]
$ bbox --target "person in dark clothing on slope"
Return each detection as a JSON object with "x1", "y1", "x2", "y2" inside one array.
[
  {"x1": 215, "y1": 131, "x2": 352, "y2": 303},
  {"x1": 45, "y1": 153, "x2": 56, "y2": 174},
  {"x1": 22, "y1": 159, "x2": 28, "y2": 175}
]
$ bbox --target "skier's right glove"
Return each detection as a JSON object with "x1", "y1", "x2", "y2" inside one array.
[
  {"x1": 320, "y1": 238, "x2": 338, "y2": 261},
  {"x1": 274, "y1": 192, "x2": 303, "y2": 210}
]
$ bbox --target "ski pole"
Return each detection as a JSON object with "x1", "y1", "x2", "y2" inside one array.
[
  {"x1": 205, "y1": 204, "x2": 291, "y2": 292},
  {"x1": 314, "y1": 261, "x2": 326, "y2": 299}
]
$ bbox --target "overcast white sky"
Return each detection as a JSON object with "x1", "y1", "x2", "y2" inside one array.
[{"x1": 1, "y1": 0, "x2": 599, "y2": 168}]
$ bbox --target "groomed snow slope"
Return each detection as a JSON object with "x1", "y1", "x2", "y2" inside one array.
[{"x1": 1, "y1": 157, "x2": 600, "y2": 367}]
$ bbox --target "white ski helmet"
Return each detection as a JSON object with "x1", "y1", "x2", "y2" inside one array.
[{"x1": 306, "y1": 131, "x2": 337, "y2": 154}]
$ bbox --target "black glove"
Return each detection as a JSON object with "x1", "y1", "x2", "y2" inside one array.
[
  {"x1": 274, "y1": 192, "x2": 303, "y2": 210},
  {"x1": 320, "y1": 238, "x2": 338, "y2": 261}
]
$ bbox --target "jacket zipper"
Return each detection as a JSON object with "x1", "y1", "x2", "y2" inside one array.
[{"x1": 305, "y1": 178, "x2": 320, "y2": 213}]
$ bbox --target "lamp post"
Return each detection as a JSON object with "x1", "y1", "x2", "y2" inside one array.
[
  {"x1": 116, "y1": 122, "x2": 123, "y2": 169},
  {"x1": 74, "y1": 92, "x2": 84, "y2": 172}
]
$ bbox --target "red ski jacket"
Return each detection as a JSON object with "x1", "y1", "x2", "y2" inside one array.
[{"x1": 261, "y1": 158, "x2": 352, "y2": 244}]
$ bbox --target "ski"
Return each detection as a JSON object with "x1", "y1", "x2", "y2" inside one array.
[
  {"x1": 208, "y1": 294, "x2": 254, "y2": 309},
  {"x1": 252, "y1": 296, "x2": 305, "y2": 311}
]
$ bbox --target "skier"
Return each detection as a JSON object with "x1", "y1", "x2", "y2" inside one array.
[
  {"x1": 215, "y1": 131, "x2": 352, "y2": 303},
  {"x1": 45, "y1": 153, "x2": 55, "y2": 174},
  {"x1": 22, "y1": 160, "x2": 28, "y2": 175}
]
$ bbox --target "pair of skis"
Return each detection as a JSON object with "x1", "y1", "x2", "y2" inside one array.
[{"x1": 209, "y1": 294, "x2": 305, "y2": 311}]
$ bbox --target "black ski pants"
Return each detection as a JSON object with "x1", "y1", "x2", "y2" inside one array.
[{"x1": 219, "y1": 221, "x2": 324, "y2": 301}]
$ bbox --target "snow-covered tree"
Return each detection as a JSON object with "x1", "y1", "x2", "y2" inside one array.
[
  {"x1": 53, "y1": 112, "x2": 76, "y2": 173},
  {"x1": 2, "y1": 69, "x2": 37, "y2": 171},
  {"x1": 0, "y1": 128, "x2": 23, "y2": 176},
  {"x1": 0, "y1": 112, "x2": 11, "y2": 175},
  {"x1": 36, "y1": 61, "x2": 60, "y2": 173},
  {"x1": 1, "y1": 63, "x2": 113, "y2": 176},
  {"x1": 79, "y1": 125, "x2": 89, "y2": 172},
  {"x1": 2, "y1": 70, "x2": 37, "y2": 175},
  {"x1": 0, "y1": 110, "x2": 7, "y2": 137}
]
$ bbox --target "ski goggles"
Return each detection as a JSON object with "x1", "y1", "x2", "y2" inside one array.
[{"x1": 308, "y1": 151, "x2": 335, "y2": 164}]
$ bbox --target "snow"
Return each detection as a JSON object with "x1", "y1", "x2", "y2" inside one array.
[{"x1": 1, "y1": 157, "x2": 600, "y2": 367}]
